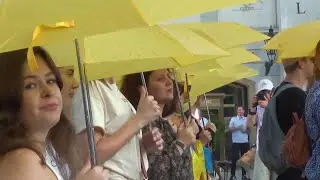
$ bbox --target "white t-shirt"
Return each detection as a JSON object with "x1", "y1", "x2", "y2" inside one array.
[
  {"x1": 256, "y1": 106, "x2": 264, "y2": 151},
  {"x1": 72, "y1": 80, "x2": 148, "y2": 180}
]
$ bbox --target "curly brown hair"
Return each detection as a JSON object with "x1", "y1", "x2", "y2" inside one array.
[{"x1": 0, "y1": 47, "x2": 79, "y2": 179}]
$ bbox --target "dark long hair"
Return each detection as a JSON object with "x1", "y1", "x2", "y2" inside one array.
[
  {"x1": 121, "y1": 71, "x2": 152, "y2": 109},
  {"x1": 121, "y1": 71, "x2": 178, "y2": 117},
  {"x1": 0, "y1": 47, "x2": 78, "y2": 179}
]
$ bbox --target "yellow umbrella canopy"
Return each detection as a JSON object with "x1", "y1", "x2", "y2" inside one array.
[
  {"x1": 133, "y1": 0, "x2": 257, "y2": 24},
  {"x1": 0, "y1": 0, "x2": 257, "y2": 53},
  {"x1": 264, "y1": 20, "x2": 320, "y2": 51},
  {"x1": 276, "y1": 35, "x2": 320, "y2": 62},
  {"x1": 177, "y1": 47, "x2": 260, "y2": 74},
  {"x1": 187, "y1": 65, "x2": 258, "y2": 104},
  {"x1": 84, "y1": 25, "x2": 228, "y2": 64},
  {"x1": 83, "y1": 22, "x2": 267, "y2": 79},
  {"x1": 167, "y1": 22, "x2": 270, "y2": 49},
  {"x1": 43, "y1": 25, "x2": 229, "y2": 80}
]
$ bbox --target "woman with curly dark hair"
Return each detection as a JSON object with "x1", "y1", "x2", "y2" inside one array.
[
  {"x1": 121, "y1": 69, "x2": 196, "y2": 180},
  {"x1": 0, "y1": 47, "x2": 107, "y2": 180}
]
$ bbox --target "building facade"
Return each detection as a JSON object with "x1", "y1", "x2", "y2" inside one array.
[{"x1": 165, "y1": 0, "x2": 319, "y2": 160}]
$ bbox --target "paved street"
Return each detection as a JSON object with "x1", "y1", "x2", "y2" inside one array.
[{"x1": 218, "y1": 167, "x2": 253, "y2": 180}]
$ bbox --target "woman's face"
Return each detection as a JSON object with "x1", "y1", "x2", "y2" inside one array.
[
  {"x1": 21, "y1": 56, "x2": 62, "y2": 133},
  {"x1": 59, "y1": 66, "x2": 79, "y2": 109},
  {"x1": 147, "y1": 69, "x2": 174, "y2": 104}
]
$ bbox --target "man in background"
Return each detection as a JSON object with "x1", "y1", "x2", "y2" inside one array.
[{"x1": 229, "y1": 106, "x2": 249, "y2": 180}]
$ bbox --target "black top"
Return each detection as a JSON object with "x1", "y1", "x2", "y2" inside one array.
[
  {"x1": 275, "y1": 81, "x2": 306, "y2": 134},
  {"x1": 275, "y1": 81, "x2": 307, "y2": 180}
]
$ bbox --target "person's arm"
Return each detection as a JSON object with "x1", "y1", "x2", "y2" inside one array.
[
  {"x1": 228, "y1": 118, "x2": 240, "y2": 132},
  {"x1": 148, "y1": 142, "x2": 183, "y2": 179},
  {"x1": 73, "y1": 86, "x2": 144, "y2": 165},
  {"x1": 74, "y1": 84, "x2": 160, "y2": 165},
  {"x1": 147, "y1": 139, "x2": 185, "y2": 179},
  {"x1": 147, "y1": 121, "x2": 195, "y2": 179},
  {"x1": 76, "y1": 117, "x2": 143, "y2": 165},
  {"x1": 0, "y1": 149, "x2": 53, "y2": 180},
  {"x1": 246, "y1": 114, "x2": 257, "y2": 133}
]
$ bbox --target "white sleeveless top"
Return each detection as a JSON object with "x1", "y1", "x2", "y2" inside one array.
[
  {"x1": 73, "y1": 80, "x2": 148, "y2": 180},
  {"x1": 45, "y1": 146, "x2": 64, "y2": 180}
]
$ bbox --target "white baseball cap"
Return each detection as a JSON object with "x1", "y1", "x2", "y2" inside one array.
[{"x1": 256, "y1": 79, "x2": 274, "y2": 93}]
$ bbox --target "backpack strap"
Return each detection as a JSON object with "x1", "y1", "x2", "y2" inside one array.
[
  {"x1": 263, "y1": 83, "x2": 297, "y2": 139},
  {"x1": 272, "y1": 83, "x2": 296, "y2": 99}
]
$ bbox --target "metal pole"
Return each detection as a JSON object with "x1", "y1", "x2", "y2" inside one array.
[
  {"x1": 185, "y1": 73, "x2": 192, "y2": 112},
  {"x1": 204, "y1": 93, "x2": 211, "y2": 122},
  {"x1": 172, "y1": 69, "x2": 186, "y2": 127},
  {"x1": 140, "y1": 72, "x2": 153, "y2": 131},
  {"x1": 74, "y1": 39, "x2": 97, "y2": 167},
  {"x1": 203, "y1": 93, "x2": 211, "y2": 147}
]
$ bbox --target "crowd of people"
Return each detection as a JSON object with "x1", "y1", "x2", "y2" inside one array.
[
  {"x1": 229, "y1": 41, "x2": 320, "y2": 180},
  {"x1": 0, "y1": 47, "x2": 222, "y2": 180},
  {"x1": 0, "y1": 19, "x2": 319, "y2": 180}
]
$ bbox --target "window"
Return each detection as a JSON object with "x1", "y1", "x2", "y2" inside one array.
[{"x1": 212, "y1": 82, "x2": 248, "y2": 118}]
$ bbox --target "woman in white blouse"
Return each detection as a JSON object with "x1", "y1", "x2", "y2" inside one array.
[{"x1": 73, "y1": 76, "x2": 164, "y2": 179}]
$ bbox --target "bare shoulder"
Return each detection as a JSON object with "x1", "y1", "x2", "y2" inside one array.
[{"x1": 0, "y1": 148, "x2": 54, "y2": 180}]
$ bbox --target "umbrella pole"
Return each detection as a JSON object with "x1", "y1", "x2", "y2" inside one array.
[
  {"x1": 172, "y1": 69, "x2": 186, "y2": 127},
  {"x1": 203, "y1": 93, "x2": 211, "y2": 122},
  {"x1": 140, "y1": 72, "x2": 153, "y2": 132},
  {"x1": 185, "y1": 73, "x2": 192, "y2": 112},
  {"x1": 74, "y1": 39, "x2": 97, "y2": 167},
  {"x1": 203, "y1": 93, "x2": 211, "y2": 147}
]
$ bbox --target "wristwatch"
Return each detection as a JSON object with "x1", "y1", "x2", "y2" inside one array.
[{"x1": 175, "y1": 140, "x2": 187, "y2": 151}]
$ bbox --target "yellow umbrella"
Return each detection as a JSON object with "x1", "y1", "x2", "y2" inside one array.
[
  {"x1": 0, "y1": 0, "x2": 258, "y2": 166},
  {"x1": 83, "y1": 23, "x2": 267, "y2": 79},
  {"x1": 167, "y1": 22, "x2": 270, "y2": 49},
  {"x1": 188, "y1": 65, "x2": 258, "y2": 104},
  {"x1": 177, "y1": 47, "x2": 260, "y2": 74},
  {"x1": 84, "y1": 26, "x2": 228, "y2": 64},
  {"x1": 43, "y1": 25, "x2": 229, "y2": 80},
  {"x1": 0, "y1": 0, "x2": 257, "y2": 53},
  {"x1": 84, "y1": 44, "x2": 260, "y2": 81},
  {"x1": 176, "y1": 46, "x2": 259, "y2": 106},
  {"x1": 276, "y1": 35, "x2": 320, "y2": 61},
  {"x1": 263, "y1": 21, "x2": 320, "y2": 62},
  {"x1": 264, "y1": 20, "x2": 320, "y2": 51},
  {"x1": 133, "y1": 0, "x2": 257, "y2": 24}
]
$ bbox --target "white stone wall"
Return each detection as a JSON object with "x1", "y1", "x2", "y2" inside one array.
[
  {"x1": 162, "y1": 0, "x2": 320, "y2": 89},
  {"x1": 199, "y1": 0, "x2": 320, "y2": 88}
]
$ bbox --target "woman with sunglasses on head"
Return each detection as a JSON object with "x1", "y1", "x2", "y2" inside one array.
[{"x1": 0, "y1": 47, "x2": 107, "y2": 180}]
